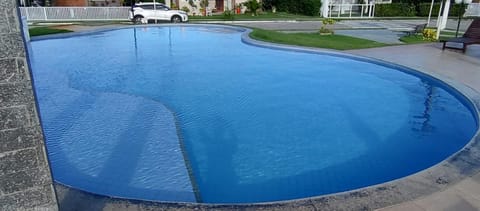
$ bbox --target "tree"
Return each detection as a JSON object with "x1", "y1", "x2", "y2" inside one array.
[
  {"x1": 243, "y1": 0, "x2": 260, "y2": 16},
  {"x1": 188, "y1": 0, "x2": 197, "y2": 8},
  {"x1": 199, "y1": 0, "x2": 209, "y2": 16}
]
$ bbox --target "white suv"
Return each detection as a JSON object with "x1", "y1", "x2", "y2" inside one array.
[{"x1": 130, "y1": 3, "x2": 188, "y2": 23}]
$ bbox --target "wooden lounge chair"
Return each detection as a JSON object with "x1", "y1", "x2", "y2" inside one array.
[
  {"x1": 407, "y1": 23, "x2": 427, "y2": 36},
  {"x1": 441, "y1": 18, "x2": 480, "y2": 53}
]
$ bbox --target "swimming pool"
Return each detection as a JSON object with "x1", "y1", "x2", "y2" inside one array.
[{"x1": 29, "y1": 25, "x2": 478, "y2": 204}]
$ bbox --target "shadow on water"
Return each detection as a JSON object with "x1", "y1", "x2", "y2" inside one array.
[
  {"x1": 191, "y1": 116, "x2": 239, "y2": 202},
  {"x1": 93, "y1": 103, "x2": 157, "y2": 188}
]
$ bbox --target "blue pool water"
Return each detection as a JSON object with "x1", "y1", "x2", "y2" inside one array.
[{"x1": 29, "y1": 26, "x2": 477, "y2": 203}]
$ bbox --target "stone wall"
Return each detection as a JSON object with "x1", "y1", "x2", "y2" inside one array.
[{"x1": 0, "y1": 0, "x2": 58, "y2": 210}]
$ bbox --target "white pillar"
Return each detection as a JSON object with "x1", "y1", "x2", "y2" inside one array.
[
  {"x1": 436, "y1": 0, "x2": 444, "y2": 39},
  {"x1": 440, "y1": 0, "x2": 451, "y2": 29},
  {"x1": 322, "y1": 0, "x2": 330, "y2": 17},
  {"x1": 427, "y1": 0, "x2": 435, "y2": 27}
]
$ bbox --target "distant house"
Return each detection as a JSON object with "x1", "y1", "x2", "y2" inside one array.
[
  {"x1": 54, "y1": 0, "x2": 121, "y2": 6},
  {"x1": 169, "y1": 0, "x2": 251, "y2": 15},
  {"x1": 54, "y1": 0, "x2": 87, "y2": 6}
]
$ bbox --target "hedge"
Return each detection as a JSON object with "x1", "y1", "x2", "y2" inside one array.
[
  {"x1": 417, "y1": 3, "x2": 466, "y2": 17},
  {"x1": 375, "y1": 3, "x2": 416, "y2": 17},
  {"x1": 376, "y1": 2, "x2": 467, "y2": 17},
  {"x1": 273, "y1": 0, "x2": 322, "y2": 16}
]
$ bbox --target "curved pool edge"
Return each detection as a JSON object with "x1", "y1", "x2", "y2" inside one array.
[{"x1": 37, "y1": 24, "x2": 480, "y2": 210}]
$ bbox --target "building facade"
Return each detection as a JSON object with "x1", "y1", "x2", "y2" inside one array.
[{"x1": 169, "y1": 0, "x2": 250, "y2": 15}]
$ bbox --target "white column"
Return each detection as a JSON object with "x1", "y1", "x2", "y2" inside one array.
[
  {"x1": 322, "y1": 0, "x2": 330, "y2": 17},
  {"x1": 427, "y1": 0, "x2": 435, "y2": 27},
  {"x1": 440, "y1": 0, "x2": 451, "y2": 29}
]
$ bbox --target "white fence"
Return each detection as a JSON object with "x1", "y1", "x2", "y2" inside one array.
[
  {"x1": 20, "y1": 7, "x2": 131, "y2": 21},
  {"x1": 327, "y1": 4, "x2": 375, "y2": 18},
  {"x1": 465, "y1": 3, "x2": 480, "y2": 17}
]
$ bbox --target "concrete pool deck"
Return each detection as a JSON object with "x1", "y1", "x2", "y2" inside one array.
[{"x1": 27, "y1": 24, "x2": 480, "y2": 210}]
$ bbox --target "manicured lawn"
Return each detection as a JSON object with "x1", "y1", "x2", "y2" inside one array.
[
  {"x1": 249, "y1": 29, "x2": 387, "y2": 50},
  {"x1": 190, "y1": 12, "x2": 322, "y2": 21},
  {"x1": 29, "y1": 27, "x2": 73, "y2": 36},
  {"x1": 399, "y1": 31, "x2": 464, "y2": 44}
]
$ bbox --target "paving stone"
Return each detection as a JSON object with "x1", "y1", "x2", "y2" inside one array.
[
  {"x1": 414, "y1": 188, "x2": 480, "y2": 211},
  {"x1": 0, "y1": 0, "x2": 14, "y2": 9},
  {"x1": 453, "y1": 178, "x2": 480, "y2": 200},
  {"x1": 376, "y1": 202, "x2": 425, "y2": 211},
  {"x1": 0, "y1": 126, "x2": 41, "y2": 153},
  {"x1": 0, "y1": 167, "x2": 47, "y2": 194},
  {"x1": 0, "y1": 58, "x2": 29, "y2": 83},
  {"x1": 0, "y1": 33, "x2": 25, "y2": 58},
  {"x1": 0, "y1": 9, "x2": 9, "y2": 34},
  {"x1": 16, "y1": 58, "x2": 28, "y2": 81},
  {"x1": 0, "y1": 185, "x2": 56, "y2": 210},
  {"x1": 7, "y1": 8, "x2": 20, "y2": 33},
  {"x1": 0, "y1": 58, "x2": 19, "y2": 83},
  {"x1": 0, "y1": 82, "x2": 34, "y2": 107},
  {"x1": 0, "y1": 148, "x2": 38, "y2": 176},
  {"x1": 0, "y1": 106, "x2": 29, "y2": 130},
  {"x1": 104, "y1": 203, "x2": 141, "y2": 211}
]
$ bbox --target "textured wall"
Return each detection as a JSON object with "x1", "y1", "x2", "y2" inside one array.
[{"x1": 0, "y1": 0, "x2": 58, "y2": 210}]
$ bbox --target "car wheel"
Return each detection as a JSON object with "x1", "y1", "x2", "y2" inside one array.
[
  {"x1": 171, "y1": 15, "x2": 182, "y2": 23},
  {"x1": 133, "y1": 15, "x2": 145, "y2": 24}
]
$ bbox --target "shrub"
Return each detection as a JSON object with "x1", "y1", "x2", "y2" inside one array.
[
  {"x1": 449, "y1": 4, "x2": 467, "y2": 17},
  {"x1": 262, "y1": 0, "x2": 274, "y2": 11},
  {"x1": 319, "y1": 18, "x2": 335, "y2": 34},
  {"x1": 181, "y1": 6, "x2": 190, "y2": 13},
  {"x1": 417, "y1": 3, "x2": 466, "y2": 17},
  {"x1": 422, "y1": 28, "x2": 437, "y2": 41},
  {"x1": 223, "y1": 10, "x2": 235, "y2": 20},
  {"x1": 272, "y1": 0, "x2": 321, "y2": 16},
  {"x1": 243, "y1": 0, "x2": 260, "y2": 16},
  {"x1": 375, "y1": 3, "x2": 416, "y2": 17},
  {"x1": 299, "y1": 0, "x2": 322, "y2": 16}
]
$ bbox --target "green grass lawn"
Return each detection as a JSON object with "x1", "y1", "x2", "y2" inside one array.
[
  {"x1": 29, "y1": 27, "x2": 73, "y2": 36},
  {"x1": 399, "y1": 30, "x2": 464, "y2": 44},
  {"x1": 249, "y1": 29, "x2": 387, "y2": 50},
  {"x1": 190, "y1": 12, "x2": 322, "y2": 21}
]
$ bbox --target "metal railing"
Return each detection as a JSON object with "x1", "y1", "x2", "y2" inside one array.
[
  {"x1": 327, "y1": 4, "x2": 375, "y2": 18},
  {"x1": 20, "y1": 7, "x2": 131, "y2": 21},
  {"x1": 465, "y1": 3, "x2": 480, "y2": 17}
]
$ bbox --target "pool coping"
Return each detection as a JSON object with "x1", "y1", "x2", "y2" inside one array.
[{"x1": 35, "y1": 24, "x2": 480, "y2": 210}]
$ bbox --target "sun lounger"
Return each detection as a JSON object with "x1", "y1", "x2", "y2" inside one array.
[{"x1": 441, "y1": 19, "x2": 480, "y2": 53}]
